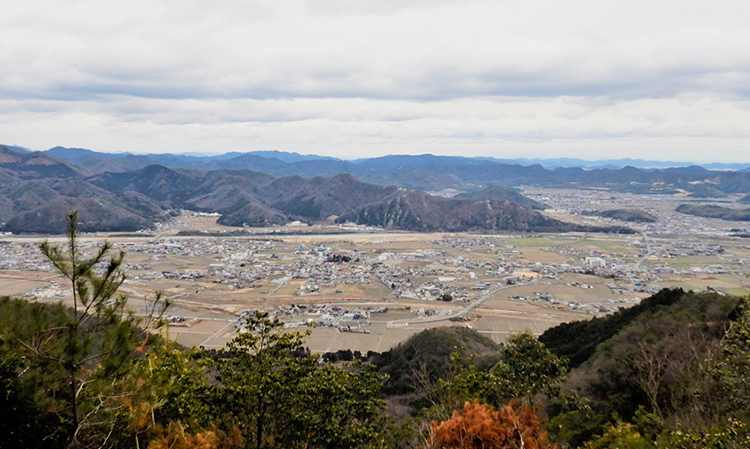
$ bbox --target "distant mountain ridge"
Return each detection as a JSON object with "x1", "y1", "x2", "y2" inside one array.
[
  {"x1": 43, "y1": 146, "x2": 750, "y2": 172},
  {"x1": 0, "y1": 153, "x2": 614, "y2": 234},
  {"x1": 39, "y1": 146, "x2": 750, "y2": 197},
  {"x1": 86, "y1": 167, "x2": 581, "y2": 233},
  {"x1": 1, "y1": 146, "x2": 88, "y2": 178},
  {"x1": 3, "y1": 143, "x2": 750, "y2": 233},
  {"x1": 45, "y1": 146, "x2": 343, "y2": 174}
]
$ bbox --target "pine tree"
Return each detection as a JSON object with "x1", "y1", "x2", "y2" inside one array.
[{"x1": 8, "y1": 210, "x2": 169, "y2": 447}]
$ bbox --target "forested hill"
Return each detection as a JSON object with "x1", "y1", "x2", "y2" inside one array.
[
  {"x1": 539, "y1": 287, "x2": 689, "y2": 368},
  {"x1": 675, "y1": 203, "x2": 750, "y2": 221},
  {"x1": 0, "y1": 146, "x2": 624, "y2": 234},
  {"x1": 454, "y1": 184, "x2": 547, "y2": 210},
  {"x1": 335, "y1": 189, "x2": 574, "y2": 233}
]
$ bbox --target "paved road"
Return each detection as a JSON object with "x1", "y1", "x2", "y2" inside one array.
[
  {"x1": 380, "y1": 284, "x2": 513, "y2": 326},
  {"x1": 635, "y1": 231, "x2": 652, "y2": 270}
]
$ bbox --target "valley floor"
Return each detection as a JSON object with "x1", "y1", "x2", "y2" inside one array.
[{"x1": 3, "y1": 188, "x2": 749, "y2": 353}]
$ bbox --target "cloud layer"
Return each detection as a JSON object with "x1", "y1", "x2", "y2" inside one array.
[{"x1": 2, "y1": 0, "x2": 750, "y2": 161}]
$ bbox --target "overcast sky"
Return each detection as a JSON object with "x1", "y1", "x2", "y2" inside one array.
[{"x1": 2, "y1": 0, "x2": 750, "y2": 162}]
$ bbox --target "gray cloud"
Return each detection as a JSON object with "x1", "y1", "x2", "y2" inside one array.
[{"x1": 2, "y1": 0, "x2": 750, "y2": 161}]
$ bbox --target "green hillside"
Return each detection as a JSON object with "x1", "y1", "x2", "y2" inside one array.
[{"x1": 676, "y1": 203, "x2": 750, "y2": 221}]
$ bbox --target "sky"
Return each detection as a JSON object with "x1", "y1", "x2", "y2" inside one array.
[{"x1": 2, "y1": 0, "x2": 750, "y2": 162}]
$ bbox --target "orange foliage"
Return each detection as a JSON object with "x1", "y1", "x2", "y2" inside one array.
[
  {"x1": 429, "y1": 399, "x2": 557, "y2": 449},
  {"x1": 135, "y1": 334, "x2": 150, "y2": 354},
  {"x1": 147, "y1": 422, "x2": 242, "y2": 449}
]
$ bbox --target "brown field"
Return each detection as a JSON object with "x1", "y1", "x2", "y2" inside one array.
[{"x1": 0, "y1": 277, "x2": 50, "y2": 296}]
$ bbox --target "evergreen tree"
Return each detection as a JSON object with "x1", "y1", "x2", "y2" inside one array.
[
  {"x1": 0, "y1": 210, "x2": 167, "y2": 448},
  {"x1": 214, "y1": 311, "x2": 386, "y2": 448}
]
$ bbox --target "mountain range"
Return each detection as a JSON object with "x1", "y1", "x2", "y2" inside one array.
[
  {"x1": 35, "y1": 146, "x2": 750, "y2": 194},
  {"x1": 42, "y1": 146, "x2": 750, "y2": 172},
  {"x1": 0, "y1": 146, "x2": 582, "y2": 234},
  {"x1": 2, "y1": 144, "x2": 750, "y2": 233}
]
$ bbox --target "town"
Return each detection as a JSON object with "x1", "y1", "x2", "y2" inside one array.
[{"x1": 1, "y1": 188, "x2": 749, "y2": 354}]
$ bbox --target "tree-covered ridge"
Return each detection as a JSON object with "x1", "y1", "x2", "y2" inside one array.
[
  {"x1": 538, "y1": 287, "x2": 687, "y2": 368},
  {"x1": 570, "y1": 291, "x2": 739, "y2": 417},
  {"x1": 454, "y1": 184, "x2": 547, "y2": 210},
  {"x1": 373, "y1": 326, "x2": 503, "y2": 397},
  {"x1": 543, "y1": 290, "x2": 749, "y2": 448},
  {"x1": 675, "y1": 203, "x2": 750, "y2": 221},
  {"x1": 334, "y1": 190, "x2": 586, "y2": 233}
]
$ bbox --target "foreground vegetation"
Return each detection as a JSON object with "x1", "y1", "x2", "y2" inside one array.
[{"x1": 1, "y1": 212, "x2": 749, "y2": 448}]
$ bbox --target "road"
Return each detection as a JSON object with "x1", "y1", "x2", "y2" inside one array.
[
  {"x1": 379, "y1": 283, "x2": 515, "y2": 326},
  {"x1": 635, "y1": 231, "x2": 652, "y2": 270}
]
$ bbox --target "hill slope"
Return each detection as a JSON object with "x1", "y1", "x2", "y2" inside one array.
[
  {"x1": 562, "y1": 289, "x2": 741, "y2": 419},
  {"x1": 85, "y1": 166, "x2": 572, "y2": 233},
  {"x1": 539, "y1": 288, "x2": 687, "y2": 368},
  {"x1": 338, "y1": 190, "x2": 575, "y2": 232},
  {"x1": 373, "y1": 326, "x2": 502, "y2": 396},
  {"x1": 675, "y1": 204, "x2": 750, "y2": 221},
  {"x1": 455, "y1": 184, "x2": 546, "y2": 210},
  {"x1": 0, "y1": 146, "x2": 87, "y2": 179},
  {"x1": 0, "y1": 174, "x2": 170, "y2": 233}
]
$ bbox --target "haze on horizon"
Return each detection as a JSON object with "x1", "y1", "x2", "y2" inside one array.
[{"x1": 3, "y1": 0, "x2": 750, "y2": 163}]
